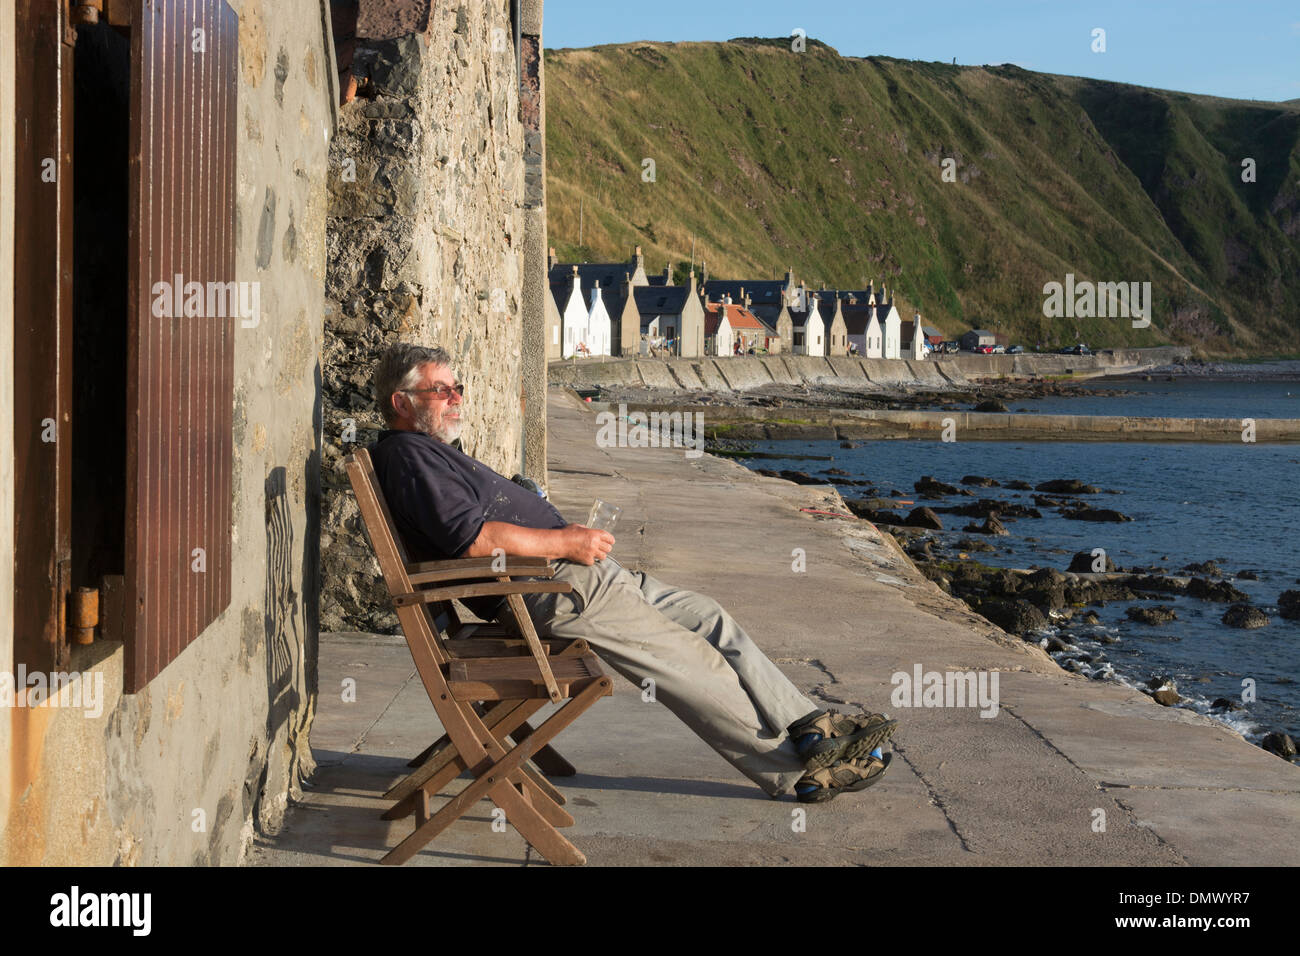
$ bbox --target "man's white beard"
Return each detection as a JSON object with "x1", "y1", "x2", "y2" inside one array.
[{"x1": 414, "y1": 404, "x2": 462, "y2": 444}]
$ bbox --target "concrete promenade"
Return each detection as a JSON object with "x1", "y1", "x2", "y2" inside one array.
[{"x1": 247, "y1": 389, "x2": 1299, "y2": 866}]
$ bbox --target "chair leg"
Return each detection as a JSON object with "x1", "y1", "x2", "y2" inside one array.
[
  {"x1": 385, "y1": 699, "x2": 532, "y2": 802},
  {"x1": 381, "y1": 678, "x2": 608, "y2": 866},
  {"x1": 509, "y1": 719, "x2": 578, "y2": 776}
]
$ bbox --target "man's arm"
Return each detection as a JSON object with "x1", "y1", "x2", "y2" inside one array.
[{"x1": 463, "y1": 521, "x2": 614, "y2": 566}]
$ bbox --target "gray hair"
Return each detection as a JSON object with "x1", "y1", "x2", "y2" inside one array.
[{"x1": 373, "y1": 342, "x2": 453, "y2": 427}]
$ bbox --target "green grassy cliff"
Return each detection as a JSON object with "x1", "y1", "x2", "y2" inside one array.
[{"x1": 545, "y1": 39, "x2": 1300, "y2": 354}]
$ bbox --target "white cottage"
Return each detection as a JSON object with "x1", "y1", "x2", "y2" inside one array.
[
  {"x1": 556, "y1": 265, "x2": 589, "y2": 358},
  {"x1": 791, "y1": 295, "x2": 826, "y2": 356},
  {"x1": 586, "y1": 281, "x2": 612, "y2": 356},
  {"x1": 878, "y1": 288, "x2": 902, "y2": 360}
]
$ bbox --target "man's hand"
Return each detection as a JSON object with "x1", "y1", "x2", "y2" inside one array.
[{"x1": 561, "y1": 524, "x2": 614, "y2": 565}]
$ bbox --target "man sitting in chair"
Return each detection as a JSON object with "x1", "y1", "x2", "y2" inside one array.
[{"x1": 367, "y1": 342, "x2": 899, "y2": 803}]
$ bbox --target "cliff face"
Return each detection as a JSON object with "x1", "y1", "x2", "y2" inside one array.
[{"x1": 545, "y1": 39, "x2": 1300, "y2": 354}]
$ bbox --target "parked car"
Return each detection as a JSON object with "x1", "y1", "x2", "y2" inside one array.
[
  {"x1": 1007, "y1": 345, "x2": 1024, "y2": 354},
  {"x1": 976, "y1": 345, "x2": 995, "y2": 354},
  {"x1": 991, "y1": 344, "x2": 1006, "y2": 354},
  {"x1": 939, "y1": 341, "x2": 961, "y2": 354}
]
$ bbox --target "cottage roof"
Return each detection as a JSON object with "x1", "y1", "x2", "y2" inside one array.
[
  {"x1": 633, "y1": 285, "x2": 691, "y2": 318},
  {"x1": 705, "y1": 301, "x2": 765, "y2": 331},
  {"x1": 789, "y1": 308, "x2": 818, "y2": 329},
  {"x1": 699, "y1": 278, "x2": 792, "y2": 307},
  {"x1": 841, "y1": 304, "x2": 878, "y2": 336},
  {"x1": 815, "y1": 296, "x2": 840, "y2": 322}
]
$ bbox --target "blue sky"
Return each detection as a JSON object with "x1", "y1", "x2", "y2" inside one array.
[{"x1": 544, "y1": 0, "x2": 1300, "y2": 103}]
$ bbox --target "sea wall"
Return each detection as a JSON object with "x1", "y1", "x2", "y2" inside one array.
[
  {"x1": 549, "y1": 347, "x2": 1192, "y2": 391},
  {"x1": 586, "y1": 401, "x2": 1300, "y2": 443}
]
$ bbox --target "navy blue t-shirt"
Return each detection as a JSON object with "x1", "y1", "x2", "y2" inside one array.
[{"x1": 368, "y1": 428, "x2": 567, "y2": 570}]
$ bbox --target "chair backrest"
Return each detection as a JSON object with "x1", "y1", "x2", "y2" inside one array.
[{"x1": 345, "y1": 446, "x2": 452, "y2": 667}]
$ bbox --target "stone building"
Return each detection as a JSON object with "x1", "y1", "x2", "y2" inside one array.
[
  {"x1": 320, "y1": 0, "x2": 549, "y2": 635},
  {"x1": 2, "y1": 0, "x2": 336, "y2": 864},
  {"x1": 633, "y1": 272, "x2": 706, "y2": 357},
  {"x1": 2, "y1": 0, "x2": 548, "y2": 864}
]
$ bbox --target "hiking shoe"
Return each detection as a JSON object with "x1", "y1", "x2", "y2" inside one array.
[
  {"x1": 788, "y1": 709, "x2": 899, "y2": 770},
  {"x1": 794, "y1": 752, "x2": 892, "y2": 804}
]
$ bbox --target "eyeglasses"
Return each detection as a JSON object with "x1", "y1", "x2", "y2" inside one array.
[{"x1": 403, "y1": 383, "x2": 465, "y2": 401}]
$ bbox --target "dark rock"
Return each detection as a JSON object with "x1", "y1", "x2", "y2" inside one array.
[
  {"x1": 960, "y1": 475, "x2": 1000, "y2": 487},
  {"x1": 938, "y1": 498, "x2": 1041, "y2": 520},
  {"x1": 1186, "y1": 578, "x2": 1248, "y2": 602},
  {"x1": 1045, "y1": 635, "x2": 1073, "y2": 653},
  {"x1": 839, "y1": 440, "x2": 860, "y2": 449},
  {"x1": 844, "y1": 500, "x2": 904, "y2": 525},
  {"x1": 1060, "y1": 505, "x2": 1133, "y2": 522},
  {"x1": 1129, "y1": 574, "x2": 1188, "y2": 595},
  {"x1": 1222, "y1": 604, "x2": 1269, "y2": 629},
  {"x1": 754, "y1": 468, "x2": 779, "y2": 478},
  {"x1": 964, "y1": 514, "x2": 1009, "y2": 536},
  {"x1": 1210, "y1": 698, "x2": 1242, "y2": 712},
  {"x1": 778, "y1": 470, "x2": 829, "y2": 485},
  {"x1": 1145, "y1": 675, "x2": 1181, "y2": 706},
  {"x1": 824, "y1": 467, "x2": 850, "y2": 476},
  {"x1": 1023, "y1": 584, "x2": 1066, "y2": 611},
  {"x1": 904, "y1": 506, "x2": 944, "y2": 530},
  {"x1": 1182, "y1": 560, "x2": 1222, "y2": 576},
  {"x1": 1026, "y1": 568, "x2": 1068, "y2": 589},
  {"x1": 914, "y1": 475, "x2": 959, "y2": 497},
  {"x1": 1126, "y1": 605, "x2": 1178, "y2": 625},
  {"x1": 1081, "y1": 611, "x2": 1102, "y2": 625},
  {"x1": 1033, "y1": 494, "x2": 1072, "y2": 508},
  {"x1": 1035, "y1": 479, "x2": 1101, "y2": 494},
  {"x1": 1236, "y1": 570, "x2": 1259, "y2": 580},
  {"x1": 973, "y1": 399, "x2": 1009, "y2": 413},
  {"x1": 976, "y1": 599, "x2": 1049, "y2": 636},
  {"x1": 1278, "y1": 590, "x2": 1300, "y2": 620},
  {"x1": 1004, "y1": 480, "x2": 1033, "y2": 490},
  {"x1": 1068, "y1": 550, "x2": 1117, "y2": 573},
  {"x1": 954, "y1": 537, "x2": 996, "y2": 553},
  {"x1": 1261, "y1": 732, "x2": 1297, "y2": 759}
]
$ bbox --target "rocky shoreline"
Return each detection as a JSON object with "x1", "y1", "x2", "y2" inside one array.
[
  {"x1": 725, "y1": 452, "x2": 1300, "y2": 763},
  {"x1": 594, "y1": 375, "x2": 1115, "y2": 414}
]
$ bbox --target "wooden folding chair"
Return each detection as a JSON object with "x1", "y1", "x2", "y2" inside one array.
[{"x1": 345, "y1": 447, "x2": 612, "y2": 866}]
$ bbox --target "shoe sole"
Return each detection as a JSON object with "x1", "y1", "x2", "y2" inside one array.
[
  {"x1": 802, "y1": 717, "x2": 899, "y2": 771},
  {"x1": 797, "y1": 753, "x2": 892, "y2": 804}
]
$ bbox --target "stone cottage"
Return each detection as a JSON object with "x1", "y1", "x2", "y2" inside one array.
[
  {"x1": 2, "y1": 0, "x2": 552, "y2": 864},
  {"x1": 2, "y1": 0, "x2": 336, "y2": 864}
]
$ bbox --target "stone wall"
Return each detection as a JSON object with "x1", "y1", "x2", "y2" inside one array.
[{"x1": 321, "y1": 0, "x2": 531, "y2": 634}]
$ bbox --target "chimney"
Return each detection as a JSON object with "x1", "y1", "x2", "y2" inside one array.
[
  {"x1": 571, "y1": 264, "x2": 580, "y2": 293},
  {"x1": 591, "y1": 280, "x2": 603, "y2": 305},
  {"x1": 548, "y1": 246, "x2": 558, "y2": 269},
  {"x1": 688, "y1": 269, "x2": 696, "y2": 294},
  {"x1": 633, "y1": 245, "x2": 644, "y2": 273},
  {"x1": 702, "y1": 259, "x2": 709, "y2": 285},
  {"x1": 663, "y1": 263, "x2": 672, "y2": 283}
]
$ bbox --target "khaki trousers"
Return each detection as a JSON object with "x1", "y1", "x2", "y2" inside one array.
[{"x1": 508, "y1": 557, "x2": 818, "y2": 797}]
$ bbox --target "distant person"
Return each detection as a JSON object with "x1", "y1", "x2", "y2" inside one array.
[{"x1": 367, "y1": 343, "x2": 900, "y2": 803}]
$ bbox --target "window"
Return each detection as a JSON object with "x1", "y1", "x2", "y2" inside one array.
[{"x1": 14, "y1": 1, "x2": 237, "y2": 691}]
